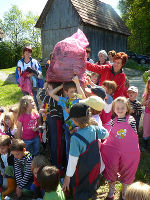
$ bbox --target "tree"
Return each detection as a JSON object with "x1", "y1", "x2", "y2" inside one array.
[
  {"x1": 118, "y1": 0, "x2": 150, "y2": 55},
  {"x1": 0, "y1": 5, "x2": 42, "y2": 68}
]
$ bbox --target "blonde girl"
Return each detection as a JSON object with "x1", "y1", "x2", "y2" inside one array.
[
  {"x1": 62, "y1": 103, "x2": 108, "y2": 199},
  {"x1": 142, "y1": 78, "x2": 150, "y2": 151},
  {"x1": 125, "y1": 181, "x2": 150, "y2": 200},
  {"x1": 101, "y1": 97, "x2": 140, "y2": 200},
  {"x1": 3, "y1": 112, "x2": 17, "y2": 138},
  {"x1": 9, "y1": 105, "x2": 19, "y2": 126},
  {"x1": 17, "y1": 95, "x2": 41, "y2": 156}
]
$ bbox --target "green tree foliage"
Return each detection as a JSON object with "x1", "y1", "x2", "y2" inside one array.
[
  {"x1": 118, "y1": 0, "x2": 150, "y2": 55},
  {"x1": 0, "y1": 5, "x2": 41, "y2": 68}
]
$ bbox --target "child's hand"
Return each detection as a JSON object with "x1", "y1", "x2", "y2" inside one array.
[
  {"x1": 16, "y1": 185, "x2": 22, "y2": 198},
  {"x1": 62, "y1": 176, "x2": 70, "y2": 191},
  {"x1": 66, "y1": 108, "x2": 70, "y2": 114},
  {"x1": 72, "y1": 75, "x2": 79, "y2": 84}
]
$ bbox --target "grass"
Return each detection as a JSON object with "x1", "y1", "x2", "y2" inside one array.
[
  {"x1": 0, "y1": 66, "x2": 16, "y2": 74},
  {"x1": 0, "y1": 80, "x2": 22, "y2": 107}
]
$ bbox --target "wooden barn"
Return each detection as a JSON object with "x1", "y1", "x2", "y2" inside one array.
[{"x1": 35, "y1": 0, "x2": 130, "y2": 63}]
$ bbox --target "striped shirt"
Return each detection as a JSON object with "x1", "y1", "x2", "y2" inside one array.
[
  {"x1": 128, "y1": 99, "x2": 142, "y2": 117},
  {"x1": 39, "y1": 89, "x2": 63, "y2": 120},
  {"x1": 14, "y1": 152, "x2": 33, "y2": 189},
  {"x1": 111, "y1": 115, "x2": 137, "y2": 133}
]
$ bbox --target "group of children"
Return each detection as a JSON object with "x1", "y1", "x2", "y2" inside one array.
[{"x1": 0, "y1": 60, "x2": 150, "y2": 200}]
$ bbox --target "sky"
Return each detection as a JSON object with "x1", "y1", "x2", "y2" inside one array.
[{"x1": 0, "y1": 0, "x2": 121, "y2": 20}]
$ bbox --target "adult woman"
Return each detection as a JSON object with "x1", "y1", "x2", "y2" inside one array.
[
  {"x1": 86, "y1": 52, "x2": 128, "y2": 99},
  {"x1": 96, "y1": 50, "x2": 108, "y2": 65},
  {"x1": 16, "y1": 46, "x2": 42, "y2": 110}
]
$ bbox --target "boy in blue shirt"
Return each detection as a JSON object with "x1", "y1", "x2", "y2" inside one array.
[{"x1": 48, "y1": 75, "x2": 86, "y2": 160}]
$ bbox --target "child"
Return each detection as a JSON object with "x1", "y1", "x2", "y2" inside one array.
[
  {"x1": 90, "y1": 72, "x2": 99, "y2": 85},
  {"x1": 62, "y1": 103, "x2": 109, "y2": 200},
  {"x1": 48, "y1": 75, "x2": 86, "y2": 160},
  {"x1": 2, "y1": 112, "x2": 17, "y2": 138},
  {"x1": 37, "y1": 165, "x2": 65, "y2": 200},
  {"x1": 141, "y1": 78, "x2": 150, "y2": 151},
  {"x1": 10, "y1": 139, "x2": 33, "y2": 199},
  {"x1": 125, "y1": 181, "x2": 150, "y2": 200},
  {"x1": 101, "y1": 80, "x2": 117, "y2": 131},
  {"x1": 0, "y1": 135, "x2": 15, "y2": 197},
  {"x1": 108, "y1": 50, "x2": 116, "y2": 64},
  {"x1": 127, "y1": 86, "x2": 142, "y2": 133},
  {"x1": 31, "y1": 155, "x2": 50, "y2": 199},
  {"x1": 80, "y1": 95, "x2": 105, "y2": 127},
  {"x1": 17, "y1": 95, "x2": 41, "y2": 156},
  {"x1": 39, "y1": 82, "x2": 64, "y2": 167},
  {"x1": 101, "y1": 97, "x2": 140, "y2": 200},
  {"x1": 9, "y1": 105, "x2": 19, "y2": 126}
]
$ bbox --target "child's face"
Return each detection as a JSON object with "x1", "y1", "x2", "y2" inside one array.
[
  {"x1": 4, "y1": 118, "x2": 12, "y2": 128},
  {"x1": 27, "y1": 98, "x2": 36, "y2": 111},
  {"x1": 91, "y1": 74, "x2": 99, "y2": 84},
  {"x1": 11, "y1": 150, "x2": 25, "y2": 159},
  {"x1": 33, "y1": 167, "x2": 39, "y2": 178},
  {"x1": 0, "y1": 145, "x2": 9, "y2": 154},
  {"x1": 65, "y1": 87, "x2": 77, "y2": 98},
  {"x1": 127, "y1": 91, "x2": 138, "y2": 101},
  {"x1": 114, "y1": 101, "x2": 127, "y2": 118}
]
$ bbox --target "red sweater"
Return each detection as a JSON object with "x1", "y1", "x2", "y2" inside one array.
[{"x1": 86, "y1": 62, "x2": 126, "y2": 99}]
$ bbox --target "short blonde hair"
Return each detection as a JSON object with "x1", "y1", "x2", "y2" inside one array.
[
  {"x1": 112, "y1": 96, "x2": 130, "y2": 116},
  {"x1": 125, "y1": 181, "x2": 150, "y2": 200},
  {"x1": 0, "y1": 135, "x2": 11, "y2": 146},
  {"x1": 31, "y1": 155, "x2": 50, "y2": 172}
]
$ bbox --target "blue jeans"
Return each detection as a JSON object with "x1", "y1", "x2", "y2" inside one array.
[
  {"x1": 24, "y1": 135, "x2": 40, "y2": 156},
  {"x1": 63, "y1": 125, "x2": 71, "y2": 161}
]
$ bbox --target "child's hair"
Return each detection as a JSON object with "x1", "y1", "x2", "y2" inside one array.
[
  {"x1": 102, "y1": 80, "x2": 117, "y2": 95},
  {"x1": 86, "y1": 47, "x2": 91, "y2": 53},
  {"x1": 63, "y1": 81, "x2": 76, "y2": 92},
  {"x1": 10, "y1": 139, "x2": 25, "y2": 152},
  {"x1": 144, "y1": 78, "x2": 150, "y2": 100},
  {"x1": 18, "y1": 95, "x2": 36, "y2": 118},
  {"x1": 31, "y1": 155, "x2": 50, "y2": 172},
  {"x1": 108, "y1": 50, "x2": 116, "y2": 57},
  {"x1": 9, "y1": 105, "x2": 19, "y2": 115},
  {"x1": 112, "y1": 96, "x2": 130, "y2": 116},
  {"x1": 3, "y1": 112, "x2": 15, "y2": 132},
  {"x1": 125, "y1": 181, "x2": 150, "y2": 200},
  {"x1": 37, "y1": 165, "x2": 59, "y2": 192},
  {"x1": 47, "y1": 82, "x2": 63, "y2": 96},
  {"x1": 72, "y1": 107, "x2": 97, "y2": 128},
  {"x1": 0, "y1": 135, "x2": 11, "y2": 146},
  {"x1": 90, "y1": 107, "x2": 101, "y2": 115}
]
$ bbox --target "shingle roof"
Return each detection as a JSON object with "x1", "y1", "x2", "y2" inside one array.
[
  {"x1": 0, "y1": 27, "x2": 5, "y2": 39},
  {"x1": 35, "y1": 0, "x2": 130, "y2": 36}
]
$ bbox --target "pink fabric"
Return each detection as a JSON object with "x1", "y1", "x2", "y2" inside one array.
[
  {"x1": 101, "y1": 115, "x2": 140, "y2": 184},
  {"x1": 100, "y1": 109, "x2": 112, "y2": 124},
  {"x1": 18, "y1": 113, "x2": 40, "y2": 140},
  {"x1": 18, "y1": 72, "x2": 33, "y2": 95},
  {"x1": 46, "y1": 29, "x2": 89, "y2": 83},
  {"x1": 143, "y1": 112, "x2": 150, "y2": 138},
  {"x1": 0, "y1": 130, "x2": 6, "y2": 136},
  {"x1": 144, "y1": 93, "x2": 150, "y2": 114}
]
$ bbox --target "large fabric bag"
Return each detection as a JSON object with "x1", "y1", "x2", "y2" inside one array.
[{"x1": 46, "y1": 29, "x2": 89, "y2": 83}]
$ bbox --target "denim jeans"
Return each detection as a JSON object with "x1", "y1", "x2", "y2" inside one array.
[{"x1": 24, "y1": 135, "x2": 40, "y2": 156}]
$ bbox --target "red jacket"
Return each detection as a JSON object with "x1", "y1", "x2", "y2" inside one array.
[{"x1": 86, "y1": 62, "x2": 126, "y2": 99}]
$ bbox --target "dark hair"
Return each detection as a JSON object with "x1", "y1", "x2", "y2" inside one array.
[
  {"x1": 63, "y1": 81, "x2": 76, "y2": 91},
  {"x1": 37, "y1": 165, "x2": 59, "y2": 192},
  {"x1": 47, "y1": 82, "x2": 63, "y2": 96},
  {"x1": 86, "y1": 47, "x2": 91, "y2": 53},
  {"x1": 113, "y1": 52, "x2": 128, "y2": 66},
  {"x1": 0, "y1": 135, "x2": 11, "y2": 146},
  {"x1": 10, "y1": 139, "x2": 25, "y2": 152}
]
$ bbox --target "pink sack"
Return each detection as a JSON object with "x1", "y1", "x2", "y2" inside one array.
[
  {"x1": 18, "y1": 72, "x2": 33, "y2": 95},
  {"x1": 46, "y1": 29, "x2": 89, "y2": 83}
]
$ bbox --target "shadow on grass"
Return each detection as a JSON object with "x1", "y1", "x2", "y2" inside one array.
[{"x1": 2, "y1": 73, "x2": 16, "y2": 86}]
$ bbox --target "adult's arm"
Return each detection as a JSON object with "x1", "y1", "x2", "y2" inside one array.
[{"x1": 86, "y1": 62, "x2": 111, "y2": 74}]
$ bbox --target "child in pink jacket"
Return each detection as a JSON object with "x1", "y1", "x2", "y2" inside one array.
[{"x1": 101, "y1": 97, "x2": 140, "y2": 200}]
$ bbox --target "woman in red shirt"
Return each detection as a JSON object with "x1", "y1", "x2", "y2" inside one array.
[{"x1": 86, "y1": 52, "x2": 128, "y2": 99}]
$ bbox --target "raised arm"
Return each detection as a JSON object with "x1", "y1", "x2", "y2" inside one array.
[
  {"x1": 86, "y1": 61, "x2": 110, "y2": 74},
  {"x1": 72, "y1": 75, "x2": 86, "y2": 99},
  {"x1": 47, "y1": 84, "x2": 63, "y2": 102}
]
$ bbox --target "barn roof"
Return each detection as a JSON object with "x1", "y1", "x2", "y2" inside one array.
[
  {"x1": 0, "y1": 27, "x2": 5, "y2": 39},
  {"x1": 35, "y1": 0, "x2": 130, "y2": 36}
]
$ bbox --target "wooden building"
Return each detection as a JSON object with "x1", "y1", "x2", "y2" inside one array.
[{"x1": 35, "y1": 0, "x2": 130, "y2": 63}]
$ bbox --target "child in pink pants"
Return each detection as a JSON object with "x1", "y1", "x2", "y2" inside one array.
[{"x1": 101, "y1": 97, "x2": 140, "y2": 200}]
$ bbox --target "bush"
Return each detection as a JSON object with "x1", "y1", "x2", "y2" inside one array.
[{"x1": 125, "y1": 59, "x2": 149, "y2": 72}]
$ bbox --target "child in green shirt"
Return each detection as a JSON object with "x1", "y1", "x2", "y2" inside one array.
[{"x1": 37, "y1": 165, "x2": 65, "y2": 200}]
